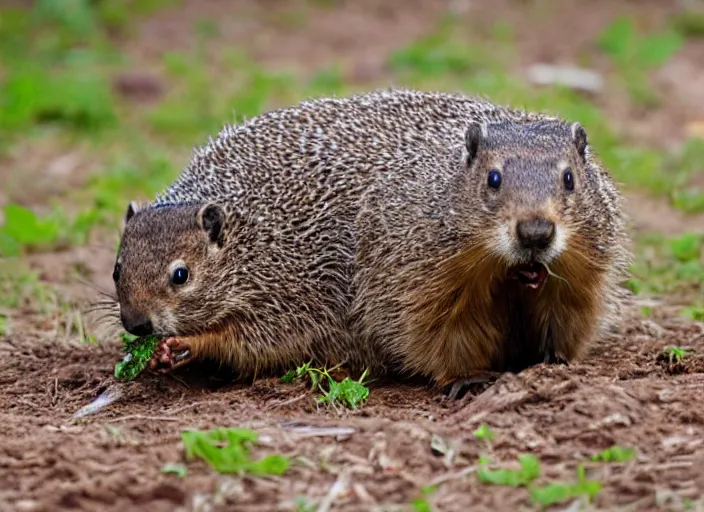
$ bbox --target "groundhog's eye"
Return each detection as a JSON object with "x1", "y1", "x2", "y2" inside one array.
[
  {"x1": 171, "y1": 267, "x2": 189, "y2": 286},
  {"x1": 487, "y1": 169, "x2": 502, "y2": 190},
  {"x1": 112, "y1": 263, "x2": 121, "y2": 282},
  {"x1": 563, "y1": 168, "x2": 574, "y2": 192}
]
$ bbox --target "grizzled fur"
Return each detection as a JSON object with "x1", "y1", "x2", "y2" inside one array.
[{"x1": 110, "y1": 88, "x2": 632, "y2": 387}]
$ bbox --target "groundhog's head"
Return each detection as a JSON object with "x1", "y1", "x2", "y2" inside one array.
[
  {"x1": 451, "y1": 118, "x2": 610, "y2": 291},
  {"x1": 112, "y1": 201, "x2": 232, "y2": 337}
]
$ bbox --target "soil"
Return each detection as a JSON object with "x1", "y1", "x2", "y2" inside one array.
[
  {"x1": 2, "y1": 1, "x2": 704, "y2": 511},
  {"x1": 2, "y1": 311, "x2": 703, "y2": 512}
]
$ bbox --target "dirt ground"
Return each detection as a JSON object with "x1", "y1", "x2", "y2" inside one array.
[{"x1": 2, "y1": 1, "x2": 704, "y2": 511}]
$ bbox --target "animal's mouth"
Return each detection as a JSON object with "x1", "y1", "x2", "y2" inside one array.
[{"x1": 508, "y1": 262, "x2": 548, "y2": 290}]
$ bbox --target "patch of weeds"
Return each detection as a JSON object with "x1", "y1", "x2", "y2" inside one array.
[
  {"x1": 281, "y1": 362, "x2": 370, "y2": 409},
  {"x1": 682, "y1": 305, "x2": 704, "y2": 322},
  {"x1": 0, "y1": 314, "x2": 7, "y2": 336},
  {"x1": 629, "y1": 232, "x2": 704, "y2": 317},
  {"x1": 388, "y1": 23, "x2": 500, "y2": 80},
  {"x1": 148, "y1": 48, "x2": 296, "y2": 144},
  {"x1": 657, "y1": 346, "x2": 700, "y2": 374},
  {"x1": 0, "y1": 52, "x2": 118, "y2": 134},
  {"x1": 181, "y1": 428, "x2": 290, "y2": 476},
  {"x1": 147, "y1": 52, "x2": 220, "y2": 143},
  {"x1": 0, "y1": 0, "x2": 122, "y2": 150},
  {"x1": 161, "y1": 462, "x2": 187, "y2": 478},
  {"x1": 477, "y1": 454, "x2": 541, "y2": 487},
  {"x1": 411, "y1": 498, "x2": 432, "y2": 512},
  {"x1": 598, "y1": 17, "x2": 684, "y2": 107},
  {"x1": 0, "y1": 203, "x2": 96, "y2": 257},
  {"x1": 0, "y1": 260, "x2": 55, "y2": 312},
  {"x1": 80, "y1": 152, "x2": 179, "y2": 219},
  {"x1": 228, "y1": 66, "x2": 297, "y2": 125},
  {"x1": 530, "y1": 464, "x2": 601, "y2": 508},
  {"x1": 590, "y1": 445, "x2": 636, "y2": 463},
  {"x1": 476, "y1": 455, "x2": 601, "y2": 508},
  {"x1": 410, "y1": 486, "x2": 436, "y2": 512},
  {"x1": 305, "y1": 66, "x2": 346, "y2": 97},
  {"x1": 665, "y1": 138, "x2": 704, "y2": 213}
]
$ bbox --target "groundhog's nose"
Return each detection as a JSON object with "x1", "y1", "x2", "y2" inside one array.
[
  {"x1": 120, "y1": 308, "x2": 154, "y2": 336},
  {"x1": 516, "y1": 217, "x2": 556, "y2": 251}
]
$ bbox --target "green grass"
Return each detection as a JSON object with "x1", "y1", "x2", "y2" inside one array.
[
  {"x1": 0, "y1": 203, "x2": 97, "y2": 257},
  {"x1": 0, "y1": 260, "x2": 55, "y2": 311},
  {"x1": 281, "y1": 362, "x2": 371, "y2": 409},
  {"x1": 598, "y1": 16, "x2": 684, "y2": 107},
  {"x1": 181, "y1": 427, "x2": 290, "y2": 476},
  {"x1": 628, "y1": 232, "x2": 704, "y2": 318}
]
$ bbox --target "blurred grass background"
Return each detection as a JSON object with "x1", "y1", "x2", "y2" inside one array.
[{"x1": 0, "y1": 0, "x2": 702, "y2": 339}]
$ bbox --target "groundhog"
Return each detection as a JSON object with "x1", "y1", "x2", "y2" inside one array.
[{"x1": 106, "y1": 88, "x2": 632, "y2": 397}]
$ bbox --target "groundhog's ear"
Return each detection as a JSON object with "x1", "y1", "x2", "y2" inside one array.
[
  {"x1": 124, "y1": 200, "x2": 142, "y2": 225},
  {"x1": 197, "y1": 203, "x2": 225, "y2": 245},
  {"x1": 464, "y1": 123, "x2": 484, "y2": 163},
  {"x1": 571, "y1": 122, "x2": 588, "y2": 160}
]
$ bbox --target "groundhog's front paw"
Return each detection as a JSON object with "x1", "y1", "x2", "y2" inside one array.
[
  {"x1": 444, "y1": 371, "x2": 501, "y2": 400},
  {"x1": 148, "y1": 337, "x2": 194, "y2": 374}
]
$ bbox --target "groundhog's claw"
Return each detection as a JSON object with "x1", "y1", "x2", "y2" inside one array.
[
  {"x1": 148, "y1": 337, "x2": 194, "y2": 374},
  {"x1": 445, "y1": 372, "x2": 501, "y2": 400},
  {"x1": 543, "y1": 348, "x2": 569, "y2": 365}
]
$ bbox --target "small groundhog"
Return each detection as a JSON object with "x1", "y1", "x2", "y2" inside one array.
[{"x1": 107, "y1": 88, "x2": 632, "y2": 398}]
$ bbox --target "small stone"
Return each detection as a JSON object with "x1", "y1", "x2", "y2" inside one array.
[{"x1": 527, "y1": 63, "x2": 604, "y2": 94}]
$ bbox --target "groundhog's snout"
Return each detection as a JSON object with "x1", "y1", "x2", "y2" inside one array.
[
  {"x1": 516, "y1": 217, "x2": 555, "y2": 251},
  {"x1": 120, "y1": 305, "x2": 154, "y2": 336}
]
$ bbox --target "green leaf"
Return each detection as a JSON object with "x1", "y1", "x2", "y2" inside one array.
[
  {"x1": 473, "y1": 424, "x2": 495, "y2": 440},
  {"x1": 669, "y1": 233, "x2": 702, "y2": 263},
  {"x1": 590, "y1": 445, "x2": 636, "y2": 463},
  {"x1": 529, "y1": 463, "x2": 601, "y2": 506},
  {"x1": 598, "y1": 17, "x2": 635, "y2": 60},
  {"x1": 477, "y1": 453, "x2": 540, "y2": 487},
  {"x1": 638, "y1": 30, "x2": 684, "y2": 68},
  {"x1": 161, "y1": 463, "x2": 188, "y2": 477},
  {"x1": 113, "y1": 333, "x2": 160, "y2": 381},
  {"x1": 180, "y1": 428, "x2": 290, "y2": 476}
]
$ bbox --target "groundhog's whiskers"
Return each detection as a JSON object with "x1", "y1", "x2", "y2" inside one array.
[{"x1": 543, "y1": 264, "x2": 570, "y2": 287}]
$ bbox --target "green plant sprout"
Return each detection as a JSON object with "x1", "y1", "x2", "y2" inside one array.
[
  {"x1": 661, "y1": 346, "x2": 693, "y2": 365},
  {"x1": 181, "y1": 428, "x2": 289, "y2": 475},
  {"x1": 281, "y1": 362, "x2": 370, "y2": 409}
]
